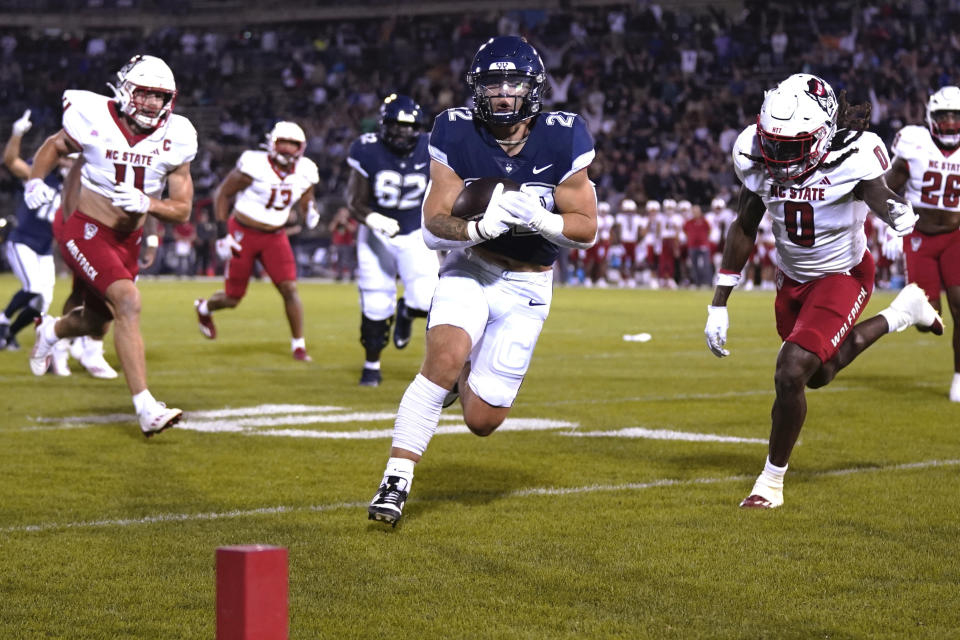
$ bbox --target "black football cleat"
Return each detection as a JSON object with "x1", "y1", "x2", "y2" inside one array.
[
  {"x1": 368, "y1": 476, "x2": 409, "y2": 527},
  {"x1": 359, "y1": 367, "x2": 382, "y2": 387},
  {"x1": 393, "y1": 297, "x2": 412, "y2": 349}
]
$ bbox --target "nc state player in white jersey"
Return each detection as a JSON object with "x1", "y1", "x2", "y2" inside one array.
[
  {"x1": 25, "y1": 54, "x2": 197, "y2": 437},
  {"x1": 885, "y1": 86, "x2": 960, "y2": 402},
  {"x1": 194, "y1": 121, "x2": 319, "y2": 361},
  {"x1": 705, "y1": 73, "x2": 943, "y2": 509}
]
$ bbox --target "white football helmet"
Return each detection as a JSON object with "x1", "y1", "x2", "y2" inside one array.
[
  {"x1": 662, "y1": 198, "x2": 677, "y2": 211},
  {"x1": 598, "y1": 201, "x2": 612, "y2": 215},
  {"x1": 645, "y1": 200, "x2": 661, "y2": 214},
  {"x1": 926, "y1": 86, "x2": 960, "y2": 148},
  {"x1": 677, "y1": 200, "x2": 692, "y2": 213},
  {"x1": 711, "y1": 197, "x2": 726, "y2": 210},
  {"x1": 620, "y1": 198, "x2": 637, "y2": 212},
  {"x1": 109, "y1": 55, "x2": 177, "y2": 130},
  {"x1": 757, "y1": 73, "x2": 838, "y2": 182},
  {"x1": 266, "y1": 121, "x2": 306, "y2": 166}
]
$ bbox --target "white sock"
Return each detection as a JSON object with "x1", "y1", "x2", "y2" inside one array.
[
  {"x1": 877, "y1": 308, "x2": 908, "y2": 333},
  {"x1": 132, "y1": 389, "x2": 157, "y2": 415},
  {"x1": 759, "y1": 456, "x2": 788, "y2": 490},
  {"x1": 364, "y1": 360, "x2": 381, "y2": 370},
  {"x1": 40, "y1": 316, "x2": 60, "y2": 345},
  {"x1": 197, "y1": 299, "x2": 210, "y2": 315},
  {"x1": 383, "y1": 457, "x2": 416, "y2": 489},
  {"x1": 291, "y1": 337, "x2": 305, "y2": 351},
  {"x1": 391, "y1": 373, "x2": 448, "y2": 456},
  {"x1": 950, "y1": 373, "x2": 960, "y2": 402}
]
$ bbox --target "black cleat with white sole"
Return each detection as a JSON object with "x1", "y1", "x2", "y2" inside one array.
[{"x1": 368, "y1": 475, "x2": 409, "y2": 526}]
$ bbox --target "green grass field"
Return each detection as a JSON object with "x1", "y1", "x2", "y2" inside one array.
[{"x1": 0, "y1": 273, "x2": 957, "y2": 639}]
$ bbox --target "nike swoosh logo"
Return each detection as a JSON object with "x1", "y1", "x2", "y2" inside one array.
[
  {"x1": 414, "y1": 163, "x2": 427, "y2": 170},
  {"x1": 531, "y1": 164, "x2": 553, "y2": 174},
  {"x1": 528, "y1": 300, "x2": 546, "y2": 307}
]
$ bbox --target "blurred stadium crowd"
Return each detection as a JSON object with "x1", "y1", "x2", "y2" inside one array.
[{"x1": 0, "y1": 0, "x2": 956, "y2": 285}]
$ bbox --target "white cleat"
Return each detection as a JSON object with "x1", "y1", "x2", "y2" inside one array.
[
  {"x1": 739, "y1": 479, "x2": 784, "y2": 509},
  {"x1": 69, "y1": 337, "x2": 85, "y2": 361},
  {"x1": 29, "y1": 316, "x2": 58, "y2": 376},
  {"x1": 82, "y1": 352, "x2": 119, "y2": 379},
  {"x1": 888, "y1": 283, "x2": 944, "y2": 335},
  {"x1": 138, "y1": 402, "x2": 182, "y2": 438},
  {"x1": 950, "y1": 374, "x2": 960, "y2": 403},
  {"x1": 50, "y1": 339, "x2": 72, "y2": 377}
]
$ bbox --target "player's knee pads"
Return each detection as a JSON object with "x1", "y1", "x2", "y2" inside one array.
[
  {"x1": 360, "y1": 315, "x2": 391, "y2": 353},
  {"x1": 360, "y1": 289, "x2": 397, "y2": 321}
]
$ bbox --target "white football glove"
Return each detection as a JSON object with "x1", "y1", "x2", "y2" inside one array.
[
  {"x1": 12, "y1": 109, "x2": 32, "y2": 137},
  {"x1": 365, "y1": 212, "x2": 400, "y2": 238},
  {"x1": 469, "y1": 182, "x2": 523, "y2": 241},
  {"x1": 111, "y1": 183, "x2": 151, "y2": 214},
  {"x1": 305, "y1": 201, "x2": 320, "y2": 230},
  {"x1": 886, "y1": 199, "x2": 918, "y2": 237},
  {"x1": 215, "y1": 234, "x2": 242, "y2": 261},
  {"x1": 704, "y1": 305, "x2": 731, "y2": 358},
  {"x1": 23, "y1": 178, "x2": 55, "y2": 210},
  {"x1": 499, "y1": 189, "x2": 551, "y2": 231},
  {"x1": 881, "y1": 225, "x2": 904, "y2": 261}
]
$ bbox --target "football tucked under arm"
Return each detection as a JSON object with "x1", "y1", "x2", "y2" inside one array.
[{"x1": 422, "y1": 177, "x2": 521, "y2": 250}]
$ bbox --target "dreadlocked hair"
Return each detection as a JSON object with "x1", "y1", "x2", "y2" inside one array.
[{"x1": 820, "y1": 90, "x2": 872, "y2": 170}]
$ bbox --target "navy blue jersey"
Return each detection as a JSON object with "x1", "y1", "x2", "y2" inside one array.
[
  {"x1": 429, "y1": 108, "x2": 595, "y2": 266},
  {"x1": 8, "y1": 171, "x2": 62, "y2": 255},
  {"x1": 346, "y1": 132, "x2": 430, "y2": 236}
]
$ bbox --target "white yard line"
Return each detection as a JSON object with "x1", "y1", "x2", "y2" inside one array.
[
  {"x1": 562, "y1": 428, "x2": 767, "y2": 444},
  {"x1": 3, "y1": 458, "x2": 958, "y2": 535}
]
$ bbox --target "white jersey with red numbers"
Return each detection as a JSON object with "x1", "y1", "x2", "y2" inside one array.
[
  {"x1": 616, "y1": 212, "x2": 643, "y2": 243},
  {"x1": 62, "y1": 90, "x2": 197, "y2": 201},
  {"x1": 232, "y1": 150, "x2": 319, "y2": 228},
  {"x1": 890, "y1": 124, "x2": 960, "y2": 213},
  {"x1": 598, "y1": 211, "x2": 615, "y2": 242},
  {"x1": 659, "y1": 212, "x2": 684, "y2": 239},
  {"x1": 733, "y1": 124, "x2": 889, "y2": 283}
]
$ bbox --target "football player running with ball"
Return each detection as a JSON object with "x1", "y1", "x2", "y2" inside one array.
[
  {"x1": 705, "y1": 74, "x2": 943, "y2": 509},
  {"x1": 194, "y1": 121, "x2": 319, "y2": 362},
  {"x1": 368, "y1": 36, "x2": 597, "y2": 526},
  {"x1": 885, "y1": 86, "x2": 960, "y2": 402},
  {"x1": 25, "y1": 54, "x2": 197, "y2": 436},
  {"x1": 345, "y1": 94, "x2": 439, "y2": 387}
]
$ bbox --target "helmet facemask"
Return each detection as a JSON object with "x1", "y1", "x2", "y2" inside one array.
[
  {"x1": 757, "y1": 119, "x2": 834, "y2": 182},
  {"x1": 930, "y1": 111, "x2": 960, "y2": 148},
  {"x1": 469, "y1": 72, "x2": 540, "y2": 126}
]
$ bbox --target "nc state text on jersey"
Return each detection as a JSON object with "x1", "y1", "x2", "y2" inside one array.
[
  {"x1": 769, "y1": 185, "x2": 826, "y2": 200},
  {"x1": 927, "y1": 159, "x2": 960, "y2": 172},
  {"x1": 103, "y1": 150, "x2": 154, "y2": 165}
]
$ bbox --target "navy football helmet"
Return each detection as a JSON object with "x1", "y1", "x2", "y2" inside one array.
[
  {"x1": 466, "y1": 36, "x2": 545, "y2": 126},
  {"x1": 379, "y1": 94, "x2": 425, "y2": 155}
]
